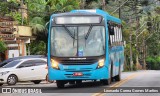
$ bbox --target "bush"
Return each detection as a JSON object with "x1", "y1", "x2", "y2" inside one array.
[
  {"x1": 146, "y1": 56, "x2": 160, "y2": 70},
  {"x1": 0, "y1": 41, "x2": 7, "y2": 53}
]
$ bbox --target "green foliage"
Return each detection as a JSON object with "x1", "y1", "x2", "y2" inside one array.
[
  {"x1": 146, "y1": 56, "x2": 160, "y2": 70},
  {"x1": 155, "y1": 6, "x2": 160, "y2": 14},
  {"x1": 6, "y1": 12, "x2": 28, "y2": 25},
  {"x1": 29, "y1": 41, "x2": 46, "y2": 55},
  {"x1": 47, "y1": 0, "x2": 80, "y2": 12},
  {"x1": 0, "y1": 40, "x2": 7, "y2": 53},
  {"x1": 0, "y1": 2, "x2": 9, "y2": 16},
  {"x1": 30, "y1": 17, "x2": 45, "y2": 35}
]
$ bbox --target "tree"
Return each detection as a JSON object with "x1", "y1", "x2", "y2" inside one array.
[
  {"x1": 29, "y1": 40, "x2": 46, "y2": 55},
  {"x1": 47, "y1": 0, "x2": 80, "y2": 12},
  {"x1": 0, "y1": 40, "x2": 7, "y2": 53}
]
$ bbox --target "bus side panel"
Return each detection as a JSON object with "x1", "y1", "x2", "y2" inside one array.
[{"x1": 110, "y1": 46, "x2": 124, "y2": 77}]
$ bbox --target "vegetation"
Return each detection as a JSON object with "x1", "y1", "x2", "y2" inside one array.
[
  {"x1": 29, "y1": 41, "x2": 46, "y2": 55},
  {"x1": 0, "y1": 0, "x2": 160, "y2": 70},
  {"x1": 105, "y1": 0, "x2": 160, "y2": 70},
  {"x1": 0, "y1": 40, "x2": 7, "y2": 53},
  {"x1": 146, "y1": 56, "x2": 160, "y2": 70}
]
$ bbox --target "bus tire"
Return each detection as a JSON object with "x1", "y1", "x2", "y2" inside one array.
[
  {"x1": 76, "y1": 80, "x2": 82, "y2": 84},
  {"x1": 56, "y1": 80, "x2": 65, "y2": 88},
  {"x1": 115, "y1": 66, "x2": 121, "y2": 81},
  {"x1": 69, "y1": 81, "x2": 75, "y2": 84},
  {"x1": 100, "y1": 79, "x2": 111, "y2": 85}
]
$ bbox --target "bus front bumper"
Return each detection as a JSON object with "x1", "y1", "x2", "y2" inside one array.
[{"x1": 48, "y1": 67, "x2": 109, "y2": 80}]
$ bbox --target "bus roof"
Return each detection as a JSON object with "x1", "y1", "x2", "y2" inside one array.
[
  {"x1": 71, "y1": 9, "x2": 121, "y2": 24},
  {"x1": 52, "y1": 12, "x2": 101, "y2": 17}
]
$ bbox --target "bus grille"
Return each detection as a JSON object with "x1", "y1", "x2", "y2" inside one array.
[
  {"x1": 59, "y1": 59, "x2": 97, "y2": 65},
  {"x1": 64, "y1": 68, "x2": 93, "y2": 72}
]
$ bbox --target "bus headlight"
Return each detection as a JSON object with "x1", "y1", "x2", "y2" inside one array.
[
  {"x1": 97, "y1": 59, "x2": 105, "y2": 69},
  {"x1": 51, "y1": 59, "x2": 59, "y2": 69}
]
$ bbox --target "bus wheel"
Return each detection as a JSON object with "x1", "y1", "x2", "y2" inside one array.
[
  {"x1": 100, "y1": 79, "x2": 111, "y2": 85},
  {"x1": 115, "y1": 67, "x2": 121, "y2": 81},
  {"x1": 76, "y1": 80, "x2": 82, "y2": 84},
  {"x1": 56, "y1": 80, "x2": 65, "y2": 88},
  {"x1": 69, "y1": 81, "x2": 75, "y2": 84}
]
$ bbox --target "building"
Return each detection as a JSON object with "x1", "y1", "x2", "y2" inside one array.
[{"x1": 0, "y1": 16, "x2": 32, "y2": 60}]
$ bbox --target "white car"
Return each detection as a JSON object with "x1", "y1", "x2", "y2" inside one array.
[{"x1": 0, "y1": 58, "x2": 48, "y2": 86}]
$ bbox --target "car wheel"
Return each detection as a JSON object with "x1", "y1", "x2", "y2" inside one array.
[
  {"x1": 56, "y1": 80, "x2": 65, "y2": 88},
  {"x1": 7, "y1": 75, "x2": 17, "y2": 85},
  {"x1": 0, "y1": 83, "x2": 3, "y2": 86},
  {"x1": 32, "y1": 80, "x2": 41, "y2": 84}
]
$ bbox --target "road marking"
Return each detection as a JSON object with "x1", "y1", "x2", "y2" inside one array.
[{"x1": 92, "y1": 71, "x2": 146, "y2": 96}]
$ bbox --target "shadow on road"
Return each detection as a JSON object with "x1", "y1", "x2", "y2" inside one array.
[{"x1": 43, "y1": 81, "x2": 107, "y2": 93}]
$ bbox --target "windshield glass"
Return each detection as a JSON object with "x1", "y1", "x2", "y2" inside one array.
[
  {"x1": 2, "y1": 60, "x2": 21, "y2": 68},
  {"x1": 51, "y1": 26, "x2": 105, "y2": 57}
]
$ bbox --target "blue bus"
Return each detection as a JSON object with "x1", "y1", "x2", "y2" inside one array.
[{"x1": 47, "y1": 9, "x2": 124, "y2": 88}]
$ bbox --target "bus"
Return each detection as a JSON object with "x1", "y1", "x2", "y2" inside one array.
[{"x1": 47, "y1": 9, "x2": 124, "y2": 88}]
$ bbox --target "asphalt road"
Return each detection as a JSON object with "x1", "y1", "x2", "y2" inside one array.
[{"x1": 1, "y1": 70, "x2": 160, "y2": 96}]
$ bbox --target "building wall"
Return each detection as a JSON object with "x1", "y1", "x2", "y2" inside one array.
[
  {"x1": 14, "y1": 26, "x2": 32, "y2": 36},
  {"x1": 0, "y1": 14, "x2": 32, "y2": 60},
  {"x1": 6, "y1": 26, "x2": 32, "y2": 59},
  {"x1": 8, "y1": 50, "x2": 19, "y2": 58}
]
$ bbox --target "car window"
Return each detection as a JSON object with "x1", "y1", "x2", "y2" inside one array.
[
  {"x1": 17, "y1": 59, "x2": 46, "y2": 68},
  {"x1": 18, "y1": 60, "x2": 35, "y2": 68},
  {"x1": 0, "y1": 62, "x2": 8, "y2": 67},
  {"x1": 2, "y1": 60, "x2": 22, "y2": 68},
  {"x1": 34, "y1": 60, "x2": 47, "y2": 66}
]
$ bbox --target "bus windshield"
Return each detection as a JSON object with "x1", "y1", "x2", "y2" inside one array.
[{"x1": 51, "y1": 26, "x2": 105, "y2": 57}]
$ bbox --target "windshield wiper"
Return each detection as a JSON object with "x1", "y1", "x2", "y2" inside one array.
[
  {"x1": 85, "y1": 25, "x2": 93, "y2": 40},
  {"x1": 63, "y1": 25, "x2": 75, "y2": 39}
]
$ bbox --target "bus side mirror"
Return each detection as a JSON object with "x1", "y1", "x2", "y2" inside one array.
[
  {"x1": 45, "y1": 21, "x2": 50, "y2": 37},
  {"x1": 45, "y1": 21, "x2": 50, "y2": 56},
  {"x1": 45, "y1": 29, "x2": 48, "y2": 37},
  {"x1": 109, "y1": 26, "x2": 115, "y2": 35},
  {"x1": 123, "y1": 41, "x2": 126, "y2": 47}
]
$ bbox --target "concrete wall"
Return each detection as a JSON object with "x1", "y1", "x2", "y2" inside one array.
[{"x1": 14, "y1": 26, "x2": 32, "y2": 36}]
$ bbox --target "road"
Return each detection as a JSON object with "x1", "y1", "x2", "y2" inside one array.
[{"x1": 0, "y1": 70, "x2": 160, "y2": 96}]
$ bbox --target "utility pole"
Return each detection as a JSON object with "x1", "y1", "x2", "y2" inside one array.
[
  {"x1": 26, "y1": 1, "x2": 29, "y2": 25},
  {"x1": 130, "y1": 32, "x2": 133, "y2": 71},
  {"x1": 111, "y1": 0, "x2": 129, "y2": 15},
  {"x1": 134, "y1": 0, "x2": 140, "y2": 70},
  {"x1": 135, "y1": 21, "x2": 150, "y2": 69},
  {"x1": 119, "y1": 0, "x2": 121, "y2": 19},
  {"x1": 82, "y1": 0, "x2": 85, "y2": 9},
  {"x1": 143, "y1": 39, "x2": 146, "y2": 70},
  {"x1": 102, "y1": 0, "x2": 106, "y2": 10},
  {"x1": 21, "y1": 0, "x2": 24, "y2": 25}
]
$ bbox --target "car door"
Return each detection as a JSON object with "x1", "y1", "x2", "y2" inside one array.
[
  {"x1": 16, "y1": 60, "x2": 36, "y2": 81},
  {"x1": 33, "y1": 59, "x2": 48, "y2": 80}
]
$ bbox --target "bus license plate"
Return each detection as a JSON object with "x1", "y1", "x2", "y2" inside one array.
[{"x1": 73, "y1": 72, "x2": 83, "y2": 76}]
